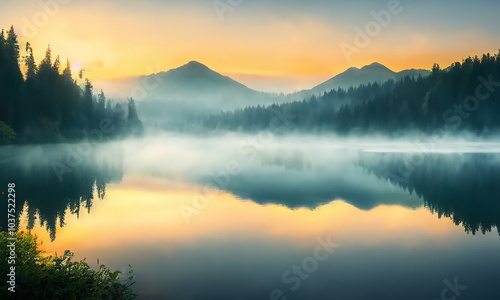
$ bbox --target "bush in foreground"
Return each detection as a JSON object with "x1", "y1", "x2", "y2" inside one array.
[{"x1": 0, "y1": 231, "x2": 136, "y2": 299}]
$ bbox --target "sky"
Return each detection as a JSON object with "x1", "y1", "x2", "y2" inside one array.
[{"x1": 1, "y1": 0, "x2": 500, "y2": 92}]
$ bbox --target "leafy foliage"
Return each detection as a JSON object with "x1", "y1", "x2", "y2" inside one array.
[
  {"x1": 0, "y1": 231, "x2": 136, "y2": 299},
  {"x1": 0, "y1": 121, "x2": 16, "y2": 143}
]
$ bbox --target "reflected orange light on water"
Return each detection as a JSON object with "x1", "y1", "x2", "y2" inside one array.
[{"x1": 22, "y1": 174, "x2": 462, "y2": 256}]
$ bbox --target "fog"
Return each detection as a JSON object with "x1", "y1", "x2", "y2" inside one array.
[
  {"x1": 109, "y1": 132, "x2": 498, "y2": 209},
  {"x1": 3, "y1": 132, "x2": 500, "y2": 298},
  {"x1": 4, "y1": 131, "x2": 499, "y2": 241},
  {"x1": 3, "y1": 131, "x2": 500, "y2": 221}
]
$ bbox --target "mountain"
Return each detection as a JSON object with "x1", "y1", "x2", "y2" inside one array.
[
  {"x1": 311, "y1": 62, "x2": 396, "y2": 95},
  {"x1": 398, "y1": 68, "x2": 432, "y2": 79},
  {"x1": 96, "y1": 61, "x2": 430, "y2": 129},
  {"x1": 99, "y1": 61, "x2": 429, "y2": 107},
  {"x1": 129, "y1": 61, "x2": 269, "y2": 108},
  {"x1": 94, "y1": 61, "x2": 281, "y2": 128},
  {"x1": 290, "y1": 63, "x2": 430, "y2": 100},
  {"x1": 102, "y1": 61, "x2": 282, "y2": 129},
  {"x1": 152, "y1": 61, "x2": 261, "y2": 104}
]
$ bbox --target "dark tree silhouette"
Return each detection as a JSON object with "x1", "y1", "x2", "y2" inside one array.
[
  {"x1": 0, "y1": 26, "x2": 144, "y2": 145},
  {"x1": 198, "y1": 51, "x2": 500, "y2": 136},
  {"x1": 360, "y1": 152, "x2": 500, "y2": 235},
  {"x1": 0, "y1": 145, "x2": 124, "y2": 241}
]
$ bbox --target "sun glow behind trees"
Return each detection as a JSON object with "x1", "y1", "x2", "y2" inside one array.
[{"x1": 0, "y1": 26, "x2": 143, "y2": 144}]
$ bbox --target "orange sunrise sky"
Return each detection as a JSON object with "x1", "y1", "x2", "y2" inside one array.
[{"x1": 1, "y1": 0, "x2": 499, "y2": 92}]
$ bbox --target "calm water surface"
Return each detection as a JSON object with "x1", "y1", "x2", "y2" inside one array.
[{"x1": 1, "y1": 134, "x2": 499, "y2": 299}]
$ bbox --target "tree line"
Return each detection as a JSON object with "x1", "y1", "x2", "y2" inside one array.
[
  {"x1": 360, "y1": 152, "x2": 500, "y2": 236},
  {"x1": 0, "y1": 144, "x2": 124, "y2": 241},
  {"x1": 202, "y1": 51, "x2": 500, "y2": 135},
  {"x1": 0, "y1": 26, "x2": 143, "y2": 144}
]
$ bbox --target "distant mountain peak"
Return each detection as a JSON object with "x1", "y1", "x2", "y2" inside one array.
[
  {"x1": 302, "y1": 62, "x2": 430, "y2": 98},
  {"x1": 185, "y1": 60, "x2": 205, "y2": 67},
  {"x1": 361, "y1": 62, "x2": 392, "y2": 71},
  {"x1": 121, "y1": 59, "x2": 262, "y2": 108},
  {"x1": 177, "y1": 60, "x2": 211, "y2": 71},
  {"x1": 164, "y1": 60, "x2": 221, "y2": 80}
]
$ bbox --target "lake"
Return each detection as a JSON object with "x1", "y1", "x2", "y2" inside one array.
[{"x1": 1, "y1": 133, "x2": 500, "y2": 299}]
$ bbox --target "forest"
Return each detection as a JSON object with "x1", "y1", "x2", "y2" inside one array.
[
  {"x1": 3, "y1": 25, "x2": 500, "y2": 139},
  {"x1": 202, "y1": 52, "x2": 500, "y2": 136},
  {"x1": 0, "y1": 26, "x2": 143, "y2": 144}
]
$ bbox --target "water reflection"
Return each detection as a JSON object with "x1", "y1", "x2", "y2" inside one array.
[
  {"x1": 360, "y1": 152, "x2": 500, "y2": 235},
  {"x1": 205, "y1": 157, "x2": 423, "y2": 210},
  {"x1": 0, "y1": 143, "x2": 123, "y2": 240},
  {"x1": 2, "y1": 137, "x2": 500, "y2": 299},
  {"x1": 25, "y1": 174, "x2": 500, "y2": 300},
  {"x1": 2, "y1": 138, "x2": 500, "y2": 241}
]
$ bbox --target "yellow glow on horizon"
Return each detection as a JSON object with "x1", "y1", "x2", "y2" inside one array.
[
  {"x1": 2, "y1": 2, "x2": 498, "y2": 90},
  {"x1": 0, "y1": 1, "x2": 498, "y2": 89}
]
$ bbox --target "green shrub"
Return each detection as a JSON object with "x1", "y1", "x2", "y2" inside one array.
[
  {"x1": 0, "y1": 231, "x2": 136, "y2": 299},
  {"x1": 0, "y1": 122, "x2": 16, "y2": 144}
]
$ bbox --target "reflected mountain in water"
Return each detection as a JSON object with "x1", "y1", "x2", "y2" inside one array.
[
  {"x1": 0, "y1": 144, "x2": 124, "y2": 240},
  {"x1": 360, "y1": 152, "x2": 500, "y2": 235},
  {"x1": 194, "y1": 149, "x2": 424, "y2": 210},
  {"x1": 3, "y1": 136, "x2": 500, "y2": 243},
  {"x1": 215, "y1": 165, "x2": 424, "y2": 210}
]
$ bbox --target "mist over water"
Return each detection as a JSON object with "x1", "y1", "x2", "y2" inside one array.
[
  {"x1": 1, "y1": 132, "x2": 500, "y2": 299},
  {"x1": 3, "y1": 0, "x2": 500, "y2": 298},
  {"x1": 4, "y1": 132, "x2": 500, "y2": 229},
  {"x1": 2, "y1": 132, "x2": 498, "y2": 233}
]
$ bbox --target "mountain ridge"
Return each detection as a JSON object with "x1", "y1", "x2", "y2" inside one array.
[
  {"x1": 96, "y1": 61, "x2": 430, "y2": 109},
  {"x1": 97, "y1": 60, "x2": 431, "y2": 129},
  {"x1": 295, "y1": 63, "x2": 430, "y2": 100}
]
